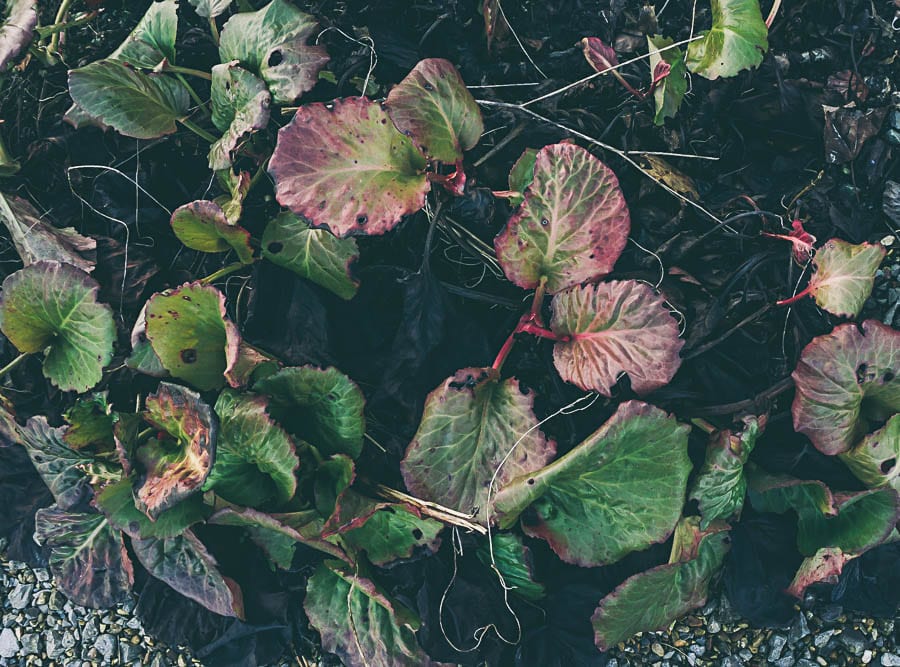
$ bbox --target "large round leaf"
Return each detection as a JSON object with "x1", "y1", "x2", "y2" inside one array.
[
  {"x1": 385, "y1": 58, "x2": 483, "y2": 163},
  {"x1": 401, "y1": 368, "x2": 556, "y2": 523},
  {"x1": 170, "y1": 200, "x2": 254, "y2": 264},
  {"x1": 493, "y1": 401, "x2": 691, "y2": 566},
  {"x1": 0, "y1": 261, "x2": 115, "y2": 392},
  {"x1": 685, "y1": 0, "x2": 768, "y2": 79},
  {"x1": 269, "y1": 97, "x2": 429, "y2": 237},
  {"x1": 107, "y1": 0, "x2": 177, "y2": 69},
  {"x1": 95, "y1": 478, "x2": 209, "y2": 539},
  {"x1": 494, "y1": 143, "x2": 630, "y2": 293},
  {"x1": 550, "y1": 280, "x2": 684, "y2": 396},
  {"x1": 804, "y1": 239, "x2": 885, "y2": 317},
  {"x1": 792, "y1": 320, "x2": 900, "y2": 455}
]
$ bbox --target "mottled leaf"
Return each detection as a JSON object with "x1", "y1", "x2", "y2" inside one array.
[
  {"x1": 804, "y1": 239, "x2": 885, "y2": 317},
  {"x1": 0, "y1": 261, "x2": 115, "y2": 392},
  {"x1": 188, "y1": 0, "x2": 232, "y2": 18},
  {"x1": 0, "y1": 0, "x2": 37, "y2": 70},
  {"x1": 787, "y1": 547, "x2": 855, "y2": 598},
  {"x1": 209, "y1": 507, "x2": 303, "y2": 569},
  {"x1": 494, "y1": 143, "x2": 630, "y2": 293},
  {"x1": 685, "y1": 0, "x2": 768, "y2": 79},
  {"x1": 208, "y1": 62, "x2": 271, "y2": 171},
  {"x1": 63, "y1": 393, "x2": 115, "y2": 450},
  {"x1": 475, "y1": 532, "x2": 545, "y2": 601},
  {"x1": 170, "y1": 200, "x2": 254, "y2": 264},
  {"x1": 493, "y1": 401, "x2": 691, "y2": 566},
  {"x1": 840, "y1": 415, "x2": 899, "y2": 493},
  {"x1": 108, "y1": 0, "x2": 177, "y2": 68},
  {"x1": 13, "y1": 416, "x2": 92, "y2": 509},
  {"x1": 550, "y1": 280, "x2": 684, "y2": 396},
  {"x1": 648, "y1": 35, "x2": 687, "y2": 125},
  {"x1": 95, "y1": 478, "x2": 208, "y2": 539}
]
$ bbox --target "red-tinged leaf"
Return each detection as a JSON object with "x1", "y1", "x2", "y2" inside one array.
[
  {"x1": 481, "y1": 0, "x2": 509, "y2": 52},
  {"x1": 762, "y1": 219, "x2": 816, "y2": 264},
  {"x1": 787, "y1": 547, "x2": 855, "y2": 598},
  {"x1": 493, "y1": 143, "x2": 630, "y2": 293},
  {"x1": 170, "y1": 199, "x2": 254, "y2": 264},
  {"x1": 270, "y1": 509, "x2": 351, "y2": 562},
  {"x1": 550, "y1": 280, "x2": 684, "y2": 396},
  {"x1": 839, "y1": 415, "x2": 899, "y2": 493},
  {"x1": 269, "y1": 97, "x2": 429, "y2": 237},
  {"x1": 0, "y1": 0, "x2": 38, "y2": 70},
  {"x1": 803, "y1": 239, "x2": 886, "y2": 317},
  {"x1": 581, "y1": 36, "x2": 619, "y2": 71},
  {"x1": 209, "y1": 507, "x2": 306, "y2": 570},
  {"x1": 792, "y1": 320, "x2": 899, "y2": 455}
]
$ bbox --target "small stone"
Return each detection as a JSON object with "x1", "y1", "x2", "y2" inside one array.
[
  {"x1": 768, "y1": 634, "x2": 788, "y2": 662},
  {"x1": 652, "y1": 642, "x2": 665, "y2": 657},
  {"x1": 149, "y1": 656, "x2": 169, "y2": 667},
  {"x1": 840, "y1": 629, "x2": 868, "y2": 656},
  {"x1": 94, "y1": 634, "x2": 117, "y2": 662},
  {"x1": 45, "y1": 630, "x2": 65, "y2": 659},
  {"x1": 81, "y1": 618, "x2": 99, "y2": 643},
  {"x1": 0, "y1": 628, "x2": 20, "y2": 658},
  {"x1": 789, "y1": 614, "x2": 811, "y2": 643},
  {"x1": 862, "y1": 650, "x2": 874, "y2": 664},
  {"x1": 708, "y1": 620, "x2": 722, "y2": 634},
  {"x1": 721, "y1": 657, "x2": 745, "y2": 667},
  {"x1": 774, "y1": 656, "x2": 796, "y2": 667},
  {"x1": 8, "y1": 582, "x2": 33, "y2": 609},
  {"x1": 119, "y1": 642, "x2": 141, "y2": 663},
  {"x1": 814, "y1": 630, "x2": 835, "y2": 648},
  {"x1": 19, "y1": 634, "x2": 39, "y2": 656},
  {"x1": 882, "y1": 654, "x2": 900, "y2": 667}
]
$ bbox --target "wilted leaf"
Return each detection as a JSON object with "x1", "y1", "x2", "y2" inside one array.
[
  {"x1": 209, "y1": 506, "x2": 304, "y2": 569},
  {"x1": 504, "y1": 146, "x2": 538, "y2": 207},
  {"x1": 107, "y1": 0, "x2": 177, "y2": 68},
  {"x1": 215, "y1": 168, "x2": 251, "y2": 225},
  {"x1": 261, "y1": 211, "x2": 359, "y2": 300},
  {"x1": 402, "y1": 368, "x2": 556, "y2": 522},
  {"x1": 481, "y1": 0, "x2": 508, "y2": 52},
  {"x1": 0, "y1": 0, "x2": 36, "y2": 70},
  {"x1": 647, "y1": 35, "x2": 687, "y2": 125},
  {"x1": 494, "y1": 143, "x2": 630, "y2": 293},
  {"x1": 208, "y1": 62, "x2": 271, "y2": 171},
  {"x1": 803, "y1": 239, "x2": 885, "y2": 317},
  {"x1": 269, "y1": 97, "x2": 429, "y2": 237},
  {"x1": 188, "y1": 0, "x2": 232, "y2": 18},
  {"x1": 385, "y1": 58, "x2": 483, "y2": 163},
  {"x1": 685, "y1": 0, "x2": 768, "y2": 79},
  {"x1": 641, "y1": 154, "x2": 698, "y2": 200},
  {"x1": 763, "y1": 219, "x2": 816, "y2": 264},
  {"x1": 792, "y1": 320, "x2": 899, "y2": 455},
  {"x1": 580, "y1": 36, "x2": 619, "y2": 72},
  {"x1": 550, "y1": 280, "x2": 684, "y2": 396},
  {"x1": 839, "y1": 415, "x2": 899, "y2": 493},
  {"x1": 787, "y1": 547, "x2": 855, "y2": 598},
  {"x1": 0, "y1": 261, "x2": 115, "y2": 392},
  {"x1": 13, "y1": 416, "x2": 93, "y2": 509},
  {"x1": 170, "y1": 200, "x2": 254, "y2": 264},
  {"x1": 475, "y1": 532, "x2": 545, "y2": 601},
  {"x1": 95, "y1": 478, "x2": 208, "y2": 539},
  {"x1": 34, "y1": 505, "x2": 134, "y2": 608},
  {"x1": 64, "y1": 393, "x2": 115, "y2": 450},
  {"x1": 591, "y1": 517, "x2": 730, "y2": 649},
  {"x1": 823, "y1": 106, "x2": 887, "y2": 165},
  {"x1": 494, "y1": 401, "x2": 691, "y2": 567}
]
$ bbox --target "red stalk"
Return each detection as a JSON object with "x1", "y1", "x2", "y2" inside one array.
[{"x1": 776, "y1": 286, "x2": 812, "y2": 307}]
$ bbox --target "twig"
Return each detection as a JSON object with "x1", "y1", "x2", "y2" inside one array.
[
  {"x1": 689, "y1": 376, "x2": 794, "y2": 416},
  {"x1": 0, "y1": 352, "x2": 30, "y2": 379},
  {"x1": 373, "y1": 484, "x2": 488, "y2": 534}
]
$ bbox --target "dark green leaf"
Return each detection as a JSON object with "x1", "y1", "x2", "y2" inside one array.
[
  {"x1": 95, "y1": 478, "x2": 209, "y2": 539},
  {"x1": 63, "y1": 393, "x2": 115, "y2": 450},
  {"x1": 208, "y1": 62, "x2": 271, "y2": 171},
  {"x1": 108, "y1": 0, "x2": 177, "y2": 68},
  {"x1": 647, "y1": 35, "x2": 687, "y2": 125},
  {"x1": 504, "y1": 147, "x2": 537, "y2": 207},
  {"x1": 476, "y1": 532, "x2": 545, "y2": 601},
  {"x1": 209, "y1": 507, "x2": 306, "y2": 569},
  {"x1": 13, "y1": 416, "x2": 93, "y2": 509}
]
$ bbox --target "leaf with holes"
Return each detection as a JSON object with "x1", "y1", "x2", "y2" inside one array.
[
  {"x1": 95, "y1": 478, "x2": 209, "y2": 539},
  {"x1": 685, "y1": 0, "x2": 768, "y2": 79},
  {"x1": 145, "y1": 282, "x2": 241, "y2": 391},
  {"x1": 208, "y1": 62, "x2": 271, "y2": 171},
  {"x1": 0, "y1": 0, "x2": 37, "y2": 71},
  {"x1": 792, "y1": 320, "x2": 899, "y2": 455},
  {"x1": 385, "y1": 58, "x2": 483, "y2": 163},
  {"x1": 787, "y1": 547, "x2": 855, "y2": 598},
  {"x1": 839, "y1": 415, "x2": 899, "y2": 493},
  {"x1": 475, "y1": 532, "x2": 545, "y2": 601},
  {"x1": 648, "y1": 35, "x2": 687, "y2": 125},
  {"x1": 592, "y1": 517, "x2": 730, "y2": 650},
  {"x1": 63, "y1": 393, "x2": 115, "y2": 450},
  {"x1": 550, "y1": 280, "x2": 684, "y2": 396},
  {"x1": 269, "y1": 97, "x2": 429, "y2": 237},
  {"x1": 0, "y1": 261, "x2": 115, "y2": 392},
  {"x1": 401, "y1": 368, "x2": 556, "y2": 523},
  {"x1": 799, "y1": 239, "x2": 886, "y2": 317},
  {"x1": 493, "y1": 401, "x2": 690, "y2": 566},
  {"x1": 209, "y1": 506, "x2": 305, "y2": 569},
  {"x1": 133, "y1": 383, "x2": 216, "y2": 519},
  {"x1": 188, "y1": 0, "x2": 232, "y2": 18},
  {"x1": 262, "y1": 211, "x2": 359, "y2": 300},
  {"x1": 170, "y1": 200, "x2": 254, "y2": 264},
  {"x1": 494, "y1": 143, "x2": 630, "y2": 293},
  {"x1": 108, "y1": 0, "x2": 177, "y2": 68}
]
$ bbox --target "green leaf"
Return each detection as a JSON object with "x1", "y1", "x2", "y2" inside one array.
[
  {"x1": 209, "y1": 507, "x2": 304, "y2": 569},
  {"x1": 689, "y1": 415, "x2": 763, "y2": 528},
  {"x1": 839, "y1": 415, "x2": 899, "y2": 493},
  {"x1": 261, "y1": 211, "x2": 359, "y2": 300},
  {"x1": 215, "y1": 169, "x2": 251, "y2": 224},
  {"x1": 127, "y1": 302, "x2": 168, "y2": 378},
  {"x1": 134, "y1": 383, "x2": 217, "y2": 519},
  {"x1": 63, "y1": 392, "x2": 115, "y2": 450},
  {"x1": 95, "y1": 478, "x2": 209, "y2": 539},
  {"x1": 145, "y1": 282, "x2": 241, "y2": 391},
  {"x1": 314, "y1": 454, "x2": 355, "y2": 518},
  {"x1": 550, "y1": 280, "x2": 684, "y2": 396},
  {"x1": 591, "y1": 517, "x2": 730, "y2": 650},
  {"x1": 787, "y1": 547, "x2": 855, "y2": 598},
  {"x1": 385, "y1": 58, "x2": 483, "y2": 163},
  {"x1": 647, "y1": 35, "x2": 687, "y2": 125},
  {"x1": 270, "y1": 509, "x2": 351, "y2": 562},
  {"x1": 255, "y1": 365, "x2": 366, "y2": 458},
  {"x1": 203, "y1": 389, "x2": 299, "y2": 506},
  {"x1": 188, "y1": 0, "x2": 232, "y2": 18},
  {"x1": 685, "y1": 0, "x2": 768, "y2": 79},
  {"x1": 269, "y1": 97, "x2": 428, "y2": 237},
  {"x1": 505, "y1": 147, "x2": 538, "y2": 207},
  {"x1": 493, "y1": 143, "x2": 630, "y2": 293},
  {"x1": 68, "y1": 61, "x2": 190, "y2": 139},
  {"x1": 208, "y1": 62, "x2": 271, "y2": 171},
  {"x1": 475, "y1": 532, "x2": 545, "y2": 601},
  {"x1": 170, "y1": 200, "x2": 254, "y2": 264},
  {"x1": 34, "y1": 506, "x2": 134, "y2": 608},
  {"x1": 0, "y1": 261, "x2": 115, "y2": 392},
  {"x1": 401, "y1": 368, "x2": 556, "y2": 523},
  {"x1": 12, "y1": 416, "x2": 92, "y2": 509},
  {"x1": 792, "y1": 320, "x2": 900, "y2": 455},
  {"x1": 0, "y1": 0, "x2": 38, "y2": 71},
  {"x1": 108, "y1": 0, "x2": 177, "y2": 68},
  {"x1": 805, "y1": 239, "x2": 886, "y2": 317},
  {"x1": 493, "y1": 401, "x2": 691, "y2": 566}
]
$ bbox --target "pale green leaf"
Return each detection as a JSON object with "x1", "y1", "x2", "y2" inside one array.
[{"x1": 685, "y1": 0, "x2": 768, "y2": 79}]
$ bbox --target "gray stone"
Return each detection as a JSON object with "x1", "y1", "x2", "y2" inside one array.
[
  {"x1": 840, "y1": 629, "x2": 868, "y2": 655},
  {"x1": 788, "y1": 614, "x2": 810, "y2": 643},
  {"x1": 708, "y1": 619, "x2": 722, "y2": 634},
  {"x1": 81, "y1": 618, "x2": 99, "y2": 643},
  {"x1": 18, "y1": 633, "x2": 39, "y2": 656},
  {"x1": 863, "y1": 650, "x2": 874, "y2": 664},
  {"x1": 773, "y1": 656, "x2": 796, "y2": 667},
  {"x1": 814, "y1": 629, "x2": 835, "y2": 648},
  {"x1": 0, "y1": 628, "x2": 19, "y2": 659},
  {"x1": 94, "y1": 634, "x2": 117, "y2": 662},
  {"x1": 796, "y1": 661, "x2": 818, "y2": 667},
  {"x1": 768, "y1": 634, "x2": 788, "y2": 662},
  {"x1": 149, "y1": 655, "x2": 170, "y2": 667},
  {"x1": 882, "y1": 654, "x2": 900, "y2": 667},
  {"x1": 721, "y1": 657, "x2": 745, "y2": 667},
  {"x1": 8, "y1": 582, "x2": 33, "y2": 609},
  {"x1": 44, "y1": 630, "x2": 65, "y2": 659}
]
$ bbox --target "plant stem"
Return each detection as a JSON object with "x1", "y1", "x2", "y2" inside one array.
[
  {"x1": 179, "y1": 117, "x2": 218, "y2": 144},
  {"x1": 776, "y1": 286, "x2": 812, "y2": 308},
  {"x1": 208, "y1": 17, "x2": 220, "y2": 46},
  {"x1": 174, "y1": 74, "x2": 211, "y2": 117},
  {"x1": 372, "y1": 484, "x2": 487, "y2": 534},
  {"x1": 37, "y1": 11, "x2": 98, "y2": 39},
  {"x1": 47, "y1": 0, "x2": 75, "y2": 56},
  {"x1": 200, "y1": 260, "x2": 253, "y2": 285},
  {"x1": 0, "y1": 352, "x2": 29, "y2": 379},
  {"x1": 166, "y1": 65, "x2": 213, "y2": 81}
]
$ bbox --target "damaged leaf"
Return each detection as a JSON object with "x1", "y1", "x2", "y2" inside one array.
[
  {"x1": 170, "y1": 200, "x2": 254, "y2": 264},
  {"x1": 208, "y1": 62, "x2": 271, "y2": 171},
  {"x1": 13, "y1": 416, "x2": 93, "y2": 509},
  {"x1": 685, "y1": 0, "x2": 768, "y2": 79},
  {"x1": 787, "y1": 547, "x2": 855, "y2": 598},
  {"x1": 107, "y1": 0, "x2": 177, "y2": 69},
  {"x1": 95, "y1": 478, "x2": 208, "y2": 539},
  {"x1": 798, "y1": 239, "x2": 885, "y2": 318},
  {"x1": 839, "y1": 415, "x2": 899, "y2": 493},
  {"x1": 64, "y1": 393, "x2": 115, "y2": 450}
]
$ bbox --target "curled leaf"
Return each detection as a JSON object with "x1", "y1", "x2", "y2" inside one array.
[
  {"x1": 127, "y1": 301, "x2": 168, "y2": 378},
  {"x1": 208, "y1": 62, "x2": 271, "y2": 171},
  {"x1": 787, "y1": 547, "x2": 855, "y2": 598},
  {"x1": 0, "y1": 0, "x2": 37, "y2": 71},
  {"x1": 762, "y1": 219, "x2": 816, "y2": 264},
  {"x1": 581, "y1": 37, "x2": 619, "y2": 72},
  {"x1": 839, "y1": 415, "x2": 899, "y2": 493},
  {"x1": 685, "y1": 0, "x2": 768, "y2": 79},
  {"x1": 170, "y1": 199, "x2": 254, "y2": 264},
  {"x1": 95, "y1": 478, "x2": 208, "y2": 539},
  {"x1": 647, "y1": 35, "x2": 687, "y2": 125},
  {"x1": 188, "y1": 0, "x2": 232, "y2": 18}
]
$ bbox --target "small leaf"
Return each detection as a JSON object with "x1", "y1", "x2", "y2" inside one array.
[
  {"x1": 581, "y1": 37, "x2": 619, "y2": 72},
  {"x1": 68, "y1": 61, "x2": 190, "y2": 139},
  {"x1": 647, "y1": 35, "x2": 687, "y2": 125},
  {"x1": 685, "y1": 0, "x2": 768, "y2": 80},
  {"x1": 792, "y1": 320, "x2": 900, "y2": 455},
  {"x1": 203, "y1": 389, "x2": 299, "y2": 506},
  {"x1": 550, "y1": 280, "x2": 684, "y2": 396},
  {"x1": 505, "y1": 147, "x2": 538, "y2": 207},
  {"x1": 188, "y1": 0, "x2": 232, "y2": 18},
  {"x1": 493, "y1": 401, "x2": 691, "y2": 567},
  {"x1": 170, "y1": 200, "x2": 254, "y2": 264},
  {"x1": 475, "y1": 532, "x2": 545, "y2": 601},
  {"x1": 34, "y1": 506, "x2": 134, "y2": 608},
  {"x1": 208, "y1": 62, "x2": 271, "y2": 171},
  {"x1": 591, "y1": 517, "x2": 730, "y2": 650},
  {"x1": 839, "y1": 415, "x2": 899, "y2": 493},
  {"x1": 261, "y1": 211, "x2": 359, "y2": 300},
  {"x1": 127, "y1": 301, "x2": 168, "y2": 378},
  {"x1": 255, "y1": 365, "x2": 366, "y2": 458},
  {"x1": 401, "y1": 368, "x2": 556, "y2": 523},
  {"x1": 0, "y1": 0, "x2": 38, "y2": 71},
  {"x1": 493, "y1": 143, "x2": 630, "y2": 293},
  {"x1": 209, "y1": 506, "x2": 303, "y2": 569},
  {"x1": 215, "y1": 168, "x2": 251, "y2": 225},
  {"x1": 0, "y1": 261, "x2": 115, "y2": 392},
  {"x1": 805, "y1": 239, "x2": 885, "y2": 317},
  {"x1": 762, "y1": 219, "x2": 816, "y2": 264},
  {"x1": 95, "y1": 478, "x2": 208, "y2": 539},
  {"x1": 787, "y1": 547, "x2": 855, "y2": 598},
  {"x1": 63, "y1": 393, "x2": 115, "y2": 450},
  {"x1": 108, "y1": 0, "x2": 177, "y2": 69},
  {"x1": 385, "y1": 58, "x2": 483, "y2": 163},
  {"x1": 269, "y1": 97, "x2": 429, "y2": 237},
  {"x1": 145, "y1": 282, "x2": 241, "y2": 391}
]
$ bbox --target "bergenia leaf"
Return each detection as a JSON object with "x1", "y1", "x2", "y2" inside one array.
[
  {"x1": 209, "y1": 507, "x2": 305, "y2": 569},
  {"x1": 802, "y1": 239, "x2": 885, "y2": 317},
  {"x1": 0, "y1": 192, "x2": 96, "y2": 272},
  {"x1": 255, "y1": 365, "x2": 366, "y2": 458},
  {"x1": 216, "y1": 168, "x2": 251, "y2": 225},
  {"x1": 203, "y1": 389, "x2": 299, "y2": 507},
  {"x1": 493, "y1": 143, "x2": 630, "y2": 293},
  {"x1": 314, "y1": 454, "x2": 355, "y2": 519},
  {"x1": 13, "y1": 416, "x2": 93, "y2": 509},
  {"x1": 134, "y1": 382, "x2": 216, "y2": 519},
  {"x1": 208, "y1": 62, "x2": 271, "y2": 171},
  {"x1": 95, "y1": 478, "x2": 208, "y2": 539},
  {"x1": 763, "y1": 219, "x2": 816, "y2": 264},
  {"x1": 504, "y1": 147, "x2": 538, "y2": 207},
  {"x1": 475, "y1": 532, "x2": 545, "y2": 601},
  {"x1": 839, "y1": 415, "x2": 899, "y2": 493},
  {"x1": 224, "y1": 341, "x2": 274, "y2": 389},
  {"x1": 689, "y1": 415, "x2": 764, "y2": 528},
  {"x1": 401, "y1": 368, "x2": 556, "y2": 523},
  {"x1": 493, "y1": 401, "x2": 691, "y2": 567},
  {"x1": 550, "y1": 280, "x2": 684, "y2": 396},
  {"x1": 107, "y1": 0, "x2": 177, "y2": 68},
  {"x1": 0, "y1": 261, "x2": 115, "y2": 392},
  {"x1": 0, "y1": 0, "x2": 38, "y2": 71},
  {"x1": 647, "y1": 35, "x2": 687, "y2": 125},
  {"x1": 261, "y1": 211, "x2": 360, "y2": 300},
  {"x1": 385, "y1": 58, "x2": 484, "y2": 163},
  {"x1": 271, "y1": 509, "x2": 351, "y2": 562},
  {"x1": 132, "y1": 531, "x2": 244, "y2": 618},
  {"x1": 170, "y1": 200, "x2": 254, "y2": 264},
  {"x1": 792, "y1": 320, "x2": 899, "y2": 454},
  {"x1": 188, "y1": 0, "x2": 232, "y2": 18},
  {"x1": 591, "y1": 517, "x2": 730, "y2": 650},
  {"x1": 581, "y1": 37, "x2": 619, "y2": 71},
  {"x1": 269, "y1": 97, "x2": 429, "y2": 237},
  {"x1": 787, "y1": 547, "x2": 855, "y2": 598},
  {"x1": 63, "y1": 393, "x2": 115, "y2": 450},
  {"x1": 34, "y1": 505, "x2": 134, "y2": 608},
  {"x1": 68, "y1": 61, "x2": 190, "y2": 139},
  {"x1": 127, "y1": 301, "x2": 168, "y2": 378},
  {"x1": 145, "y1": 282, "x2": 241, "y2": 391},
  {"x1": 685, "y1": 0, "x2": 768, "y2": 80}
]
